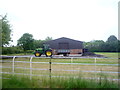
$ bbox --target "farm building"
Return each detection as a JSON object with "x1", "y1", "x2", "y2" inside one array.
[{"x1": 45, "y1": 37, "x2": 83, "y2": 56}]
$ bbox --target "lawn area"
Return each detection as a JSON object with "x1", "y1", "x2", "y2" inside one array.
[
  {"x1": 95, "y1": 52, "x2": 119, "y2": 58},
  {"x1": 2, "y1": 53, "x2": 33, "y2": 56}
]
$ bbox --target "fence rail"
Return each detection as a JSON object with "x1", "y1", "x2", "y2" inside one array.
[
  {"x1": 1, "y1": 66, "x2": 119, "y2": 74},
  {"x1": 1, "y1": 72, "x2": 120, "y2": 81},
  {"x1": 1, "y1": 56, "x2": 119, "y2": 81},
  {"x1": 1, "y1": 60, "x2": 119, "y2": 66},
  {"x1": 1, "y1": 55, "x2": 119, "y2": 59}
]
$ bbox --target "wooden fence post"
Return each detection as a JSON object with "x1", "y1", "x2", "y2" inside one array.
[{"x1": 49, "y1": 57, "x2": 52, "y2": 88}]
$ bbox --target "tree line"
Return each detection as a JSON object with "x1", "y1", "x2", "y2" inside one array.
[
  {"x1": 17, "y1": 33, "x2": 52, "y2": 51},
  {"x1": 1, "y1": 15, "x2": 120, "y2": 54},
  {"x1": 84, "y1": 35, "x2": 120, "y2": 52},
  {"x1": 2, "y1": 32, "x2": 52, "y2": 54}
]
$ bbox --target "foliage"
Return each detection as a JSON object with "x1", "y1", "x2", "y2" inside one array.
[
  {"x1": 17, "y1": 33, "x2": 34, "y2": 51},
  {"x1": 2, "y1": 46, "x2": 24, "y2": 54},
  {"x1": 33, "y1": 39, "x2": 45, "y2": 48},
  {"x1": 84, "y1": 35, "x2": 119, "y2": 52},
  {"x1": 118, "y1": 40, "x2": 120, "y2": 52},
  {"x1": 0, "y1": 15, "x2": 12, "y2": 46},
  {"x1": 45, "y1": 36, "x2": 52, "y2": 41},
  {"x1": 32, "y1": 36, "x2": 52, "y2": 49},
  {"x1": 17, "y1": 34, "x2": 52, "y2": 52},
  {"x1": 2, "y1": 32, "x2": 53, "y2": 54},
  {"x1": 107, "y1": 35, "x2": 117, "y2": 42},
  {"x1": 84, "y1": 40, "x2": 105, "y2": 52}
]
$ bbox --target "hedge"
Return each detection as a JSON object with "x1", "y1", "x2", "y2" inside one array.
[{"x1": 2, "y1": 47, "x2": 24, "y2": 54}]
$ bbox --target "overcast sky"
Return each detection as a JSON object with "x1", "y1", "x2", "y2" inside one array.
[{"x1": 0, "y1": 0, "x2": 119, "y2": 45}]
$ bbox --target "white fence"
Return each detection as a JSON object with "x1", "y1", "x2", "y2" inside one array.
[{"x1": 1, "y1": 56, "x2": 120, "y2": 81}]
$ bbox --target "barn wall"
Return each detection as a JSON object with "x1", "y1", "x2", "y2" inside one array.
[
  {"x1": 52, "y1": 49, "x2": 83, "y2": 55},
  {"x1": 46, "y1": 37, "x2": 84, "y2": 55},
  {"x1": 70, "y1": 49, "x2": 83, "y2": 54}
]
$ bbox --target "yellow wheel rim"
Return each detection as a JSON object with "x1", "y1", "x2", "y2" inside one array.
[
  {"x1": 36, "y1": 53, "x2": 40, "y2": 56},
  {"x1": 46, "y1": 51, "x2": 52, "y2": 56}
]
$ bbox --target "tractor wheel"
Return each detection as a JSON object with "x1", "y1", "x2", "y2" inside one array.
[
  {"x1": 34, "y1": 52, "x2": 41, "y2": 57},
  {"x1": 45, "y1": 50, "x2": 52, "y2": 57},
  {"x1": 63, "y1": 53, "x2": 67, "y2": 56}
]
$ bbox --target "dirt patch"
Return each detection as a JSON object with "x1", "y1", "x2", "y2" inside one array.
[{"x1": 82, "y1": 52, "x2": 107, "y2": 58}]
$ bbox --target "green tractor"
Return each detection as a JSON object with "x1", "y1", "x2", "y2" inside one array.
[{"x1": 34, "y1": 44, "x2": 52, "y2": 57}]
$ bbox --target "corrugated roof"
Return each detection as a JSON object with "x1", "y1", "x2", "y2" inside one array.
[
  {"x1": 48, "y1": 37, "x2": 83, "y2": 43},
  {"x1": 45, "y1": 37, "x2": 83, "y2": 49}
]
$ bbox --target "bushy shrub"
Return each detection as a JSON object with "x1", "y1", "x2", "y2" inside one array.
[
  {"x1": 2, "y1": 46, "x2": 24, "y2": 54},
  {"x1": 26, "y1": 50, "x2": 34, "y2": 53}
]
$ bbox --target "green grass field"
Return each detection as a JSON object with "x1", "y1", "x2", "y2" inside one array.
[{"x1": 1, "y1": 52, "x2": 119, "y2": 88}]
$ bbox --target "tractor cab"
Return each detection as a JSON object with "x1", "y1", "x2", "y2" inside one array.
[{"x1": 43, "y1": 44, "x2": 49, "y2": 51}]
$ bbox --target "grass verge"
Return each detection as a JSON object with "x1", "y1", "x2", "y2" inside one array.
[
  {"x1": 95, "y1": 52, "x2": 119, "y2": 58},
  {"x1": 2, "y1": 74, "x2": 118, "y2": 88}
]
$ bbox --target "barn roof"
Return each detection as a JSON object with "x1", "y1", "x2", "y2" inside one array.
[
  {"x1": 47, "y1": 37, "x2": 83, "y2": 43},
  {"x1": 45, "y1": 37, "x2": 83, "y2": 49}
]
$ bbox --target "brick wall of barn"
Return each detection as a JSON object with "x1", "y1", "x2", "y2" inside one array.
[{"x1": 70, "y1": 49, "x2": 83, "y2": 54}]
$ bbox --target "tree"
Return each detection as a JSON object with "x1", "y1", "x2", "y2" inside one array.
[
  {"x1": 107, "y1": 35, "x2": 117, "y2": 42},
  {"x1": 17, "y1": 33, "x2": 34, "y2": 51},
  {"x1": 102, "y1": 41, "x2": 118, "y2": 52},
  {"x1": 84, "y1": 35, "x2": 118, "y2": 52},
  {"x1": 45, "y1": 36, "x2": 52, "y2": 41},
  {"x1": 84, "y1": 40, "x2": 105, "y2": 52},
  {"x1": 33, "y1": 40, "x2": 45, "y2": 49},
  {"x1": 104, "y1": 35, "x2": 118, "y2": 52},
  {"x1": 33, "y1": 37, "x2": 53, "y2": 49},
  {"x1": 0, "y1": 15, "x2": 12, "y2": 46}
]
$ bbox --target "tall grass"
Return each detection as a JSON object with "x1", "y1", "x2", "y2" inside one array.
[
  {"x1": 2, "y1": 75, "x2": 31, "y2": 88},
  {"x1": 2, "y1": 75, "x2": 118, "y2": 88}
]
